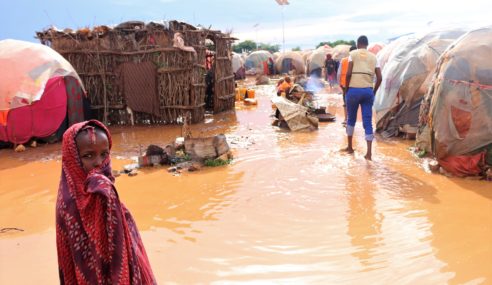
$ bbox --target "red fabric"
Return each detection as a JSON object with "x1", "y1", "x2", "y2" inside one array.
[
  {"x1": 56, "y1": 120, "x2": 156, "y2": 284},
  {"x1": 0, "y1": 77, "x2": 67, "y2": 144},
  {"x1": 438, "y1": 152, "x2": 486, "y2": 177},
  {"x1": 450, "y1": 105, "x2": 471, "y2": 139}
]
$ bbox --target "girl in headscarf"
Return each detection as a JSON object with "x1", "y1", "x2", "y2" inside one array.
[{"x1": 56, "y1": 120, "x2": 156, "y2": 284}]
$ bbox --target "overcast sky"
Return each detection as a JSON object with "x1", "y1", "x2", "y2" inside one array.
[{"x1": 1, "y1": 0, "x2": 490, "y2": 49}]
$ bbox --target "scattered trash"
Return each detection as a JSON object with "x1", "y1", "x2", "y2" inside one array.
[
  {"x1": 244, "y1": 98, "x2": 258, "y2": 106},
  {"x1": 0, "y1": 227, "x2": 24, "y2": 234},
  {"x1": 428, "y1": 160, "x2": 440, "y2": 173},
  {"x1": 123, "y1": 164, "x2": 139, "y2": 173}
]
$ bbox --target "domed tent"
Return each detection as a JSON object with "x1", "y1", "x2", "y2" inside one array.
[
  {"x1": 417, "y1": 27, "x2": 492, "y2": 176},
  {"x1": 275, "y1": 52, "x2": 306, "y2": 74},
  {"x1": 244, "y1": 50, "x2": 274, "y2": 74},
  {"x1": 0, "y1": 39, "x2": 88, "y2": 145},
  {"x1": 373, "y1": 29, "x2": 466, "y2": 138},
  {"x1": 232, "y1": 52, "x2": 245, "y2": 80},
  {"x1": 331, "y1": 44, "x2": 351, "y2": 60},
  {"x1": 301, "y1": 50, "x2": 313, "y2": 64},
  {"x1": 306, "y1": 45, "x2": 333, "y2": 76},
  {"x1": 377, "y1": 36, "x2": 411, "y2": 71},
  {"x1": 273, "y1": 52, "x2": 282, "y2": 61},
  {"x1": 368, "y1": 42, "x2": 386, "y2": 55}
]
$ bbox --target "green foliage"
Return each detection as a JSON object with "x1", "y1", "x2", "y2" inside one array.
[
  {"x1": 316, "y1": 40, "x2": 356, "y2": 49},
  {"x1": 204, "y1": 158, "x2": 232, "y2": 167},
  {"x1": 257, "y1": 43, "x2": 280, "y2": 53},
  {"x1": 291, "y1": 46, "x2": 302, "y2": 51},
  {"x1": 232, "y1": 40, "x2": 257, "y2": 53},
  {"x1": 232, "y1": 41, "x2": 280, "y2": 53}
]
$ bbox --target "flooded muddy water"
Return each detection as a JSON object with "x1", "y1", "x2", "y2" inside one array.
[{"x1": 1, "y1": 84, "x2": 491, "y2": 284}]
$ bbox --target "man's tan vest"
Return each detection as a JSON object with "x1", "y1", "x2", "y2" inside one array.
[{"x1": 349, "y1": 49, "x2": 377, "y2": 88}]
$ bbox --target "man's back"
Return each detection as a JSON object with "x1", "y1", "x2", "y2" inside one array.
[{"x1": 349, "y1": 49, "x2": 377, "y2": 88}]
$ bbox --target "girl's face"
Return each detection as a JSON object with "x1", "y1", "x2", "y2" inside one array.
[{"x1": 76, "y1": 129, "x2": 110, "y2": 173}]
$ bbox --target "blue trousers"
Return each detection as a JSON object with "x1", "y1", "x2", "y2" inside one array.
[{"x1": 346, "y1": 87, "x2": 374, "y2": 141}]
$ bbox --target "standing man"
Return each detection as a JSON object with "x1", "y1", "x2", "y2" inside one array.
[
  {"x1": 343, "y1": 36, "x2": 382, "y2": 160},
  {"x1": 337, "y1": 45, "x2": 357, "y2": 126}
]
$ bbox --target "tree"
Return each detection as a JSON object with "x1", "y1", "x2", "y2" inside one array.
[
  {"x1": 232, "y1": 40, "x2": 257, "y2": 53},
  {"x1": 257, "y1": 43, "x2": 280, "y2": 53},
  {"x1": 316, "y1": 40, "x2": 356, "y2": 49},
  {"x1": 291, "y1": 46, "x2": 302, "y2": 51},
  {"x1": 232, "y1": 41, "x2": 280, "y2": 54}
]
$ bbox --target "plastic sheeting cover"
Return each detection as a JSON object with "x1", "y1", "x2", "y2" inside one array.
[
  {"x1": 244, "y1": 50, "x2": 274, "y2": 70},
  {"x1": 418, "y1": 26, "x2": 492, "y2": 158},
  {"x1": 374, "y1": 29, "x2": 466, "y2": 128},
  {"x1": 275, "y1": 52, "x2": 306, "y2": 74},
  {"x1": 306, "y1": 45, "x2": 333, "y2": 74},
  {"x1": 0, "y1": 39, "x2": 83, "y2": 111}
]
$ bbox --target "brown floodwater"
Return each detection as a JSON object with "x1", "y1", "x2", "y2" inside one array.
[{"x1": 1, "y1": 84, "x2": 491, "y2": 284}]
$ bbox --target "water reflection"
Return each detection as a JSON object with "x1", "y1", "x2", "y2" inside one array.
[{"x1": 345, "y1": 171, "x2": 383, "y2": 270}]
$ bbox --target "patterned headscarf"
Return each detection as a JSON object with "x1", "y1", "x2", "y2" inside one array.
[{"x1": 56, "y1": 120, "x2": 156, "y2": 284}]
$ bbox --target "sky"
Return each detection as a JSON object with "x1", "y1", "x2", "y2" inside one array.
[{"x1": 1, "y1": 0, "x2": 491, "y2": 50}]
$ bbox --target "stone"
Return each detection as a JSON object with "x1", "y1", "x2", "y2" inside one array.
[
  {"x1": 128, "y1": 169, "x2": 138, "y2": 177},
  {"x1": 188, "y1": 162, "x2": 203, "y2": 172},
  {"x1": 14, "y1": 144, "x2": 26, "y2": 152},
  {"x1": 217, "y1": 153, "x2": 229, "y2": 161},
  {"x1": 167, "y1": 167, "x2": 177, "y2": 173},
  {"x1": 30, "y1": 141, "x2": 37, "y2": 148},
  {"x1": 184, "y1": 134, "x2": 230, "y2": 160}
]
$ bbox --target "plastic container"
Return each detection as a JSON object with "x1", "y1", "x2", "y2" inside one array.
[
  {"x1": 235, "y1": 88, "x2": 240, "y2": 101},
  {"x1": 239, "y1": 87, "x2": 247, "y2": 99},
  {"x1": 247, "y1": 89, "x2": 255, "y2": 99}
]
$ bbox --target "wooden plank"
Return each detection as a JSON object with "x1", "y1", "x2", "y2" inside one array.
[
  {"x1": 217, "y1": 75, "x2": 234, "y2": 83},
  {"x1": 78, "y1": 72, "x2": 116, "y2": 76},
  {"x1": 59, "y1": 47, "x2": 181, "y2": 55},
  {"x1": 91, "y1": 105, "x2": 125, "y2": 109},
  {"x1": 218, "y1": 93, "x2": 235, "y2": 100},
  {"x1": 160, "y1": 103, "x2": 205, "y2": 110},
  {"x1": 157, "y1": 67, "x2": 192, "y2": 73}
]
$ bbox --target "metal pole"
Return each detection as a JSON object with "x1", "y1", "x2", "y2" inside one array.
[{"x1": 281, "y1": 5, "x2": 285, "y2": 52}]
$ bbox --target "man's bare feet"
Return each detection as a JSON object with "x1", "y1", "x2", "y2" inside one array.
[
  {"x1": 364, "y1": 154, "x2": 372, "y2": 160},
  {"x1": 341, "y1": 147, "x2": 354, "y2": 154}
]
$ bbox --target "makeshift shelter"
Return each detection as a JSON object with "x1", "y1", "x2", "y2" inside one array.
[
  {"x1": 417, "y1": 27, "x2": 492, "y2": 175},
  {"x1": 273, "y1": 52, "x2": 281, "y2": 61},
  {"x1": 232, "y1": 52, "x2": 245, "y2": 80},
  {"x1": 368, "y1": 42, "x2": 385, "y2": 55},
  {"x1": 374, "y1": 29, "x2": 466, "y2": 138},
  {"x1": 275, "y1": 52, "x2": 305, "y2": 74},
  {"x1": 306, "y1": 45, "x2": 333, "y2": 75},
  {"x1": 301, "y1": 50, "x2": 313, "y2": 64},
  {"x1": 36, "y1": 20, "x2": 236, "y2": 125},
  {"x1": 331, "y1": 44, "x2": 351, "y2": 61},
  {"x1": 244, "y1": 50, "x2": 274, "y2": 74},
  {"x1": 377, "y1": 36, "x2": 411, "y2": 71},
  {"x1": 0, "y1": 39, "x2": 87, "y2": 144}
]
